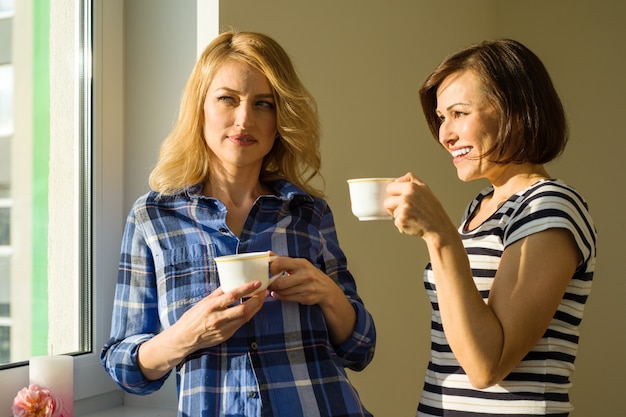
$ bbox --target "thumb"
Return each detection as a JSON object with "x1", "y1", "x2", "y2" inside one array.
[{"x1": 395, "y1": 172, "x2": 417, "y2": 183}]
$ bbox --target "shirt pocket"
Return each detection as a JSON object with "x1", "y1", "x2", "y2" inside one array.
[{"x1": 154, "y1": 243, "x2": 218, "y2": 324}]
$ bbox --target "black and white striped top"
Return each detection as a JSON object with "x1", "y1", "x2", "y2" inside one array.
[{"x1": 418, "y1": 179, "x2": 596, "y2": 417}]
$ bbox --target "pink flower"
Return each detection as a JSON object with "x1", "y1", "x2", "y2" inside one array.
[{"x1": 11, "y1": 384, "x2": 63, "y2": 417}]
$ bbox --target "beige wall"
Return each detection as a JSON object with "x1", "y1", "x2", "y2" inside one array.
[
  {"x1": 121, "y1": 0, "x2": 625, "y2": 415},
  {"x1": 218, "y1": 1, "x2": 625, "y2": 416}
]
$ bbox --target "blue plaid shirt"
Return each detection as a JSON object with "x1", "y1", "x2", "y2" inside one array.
[{"x1": 101, "y1": 180, "x2": 376, "y2": 417}]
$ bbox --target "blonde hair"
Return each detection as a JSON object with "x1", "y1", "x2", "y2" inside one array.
[{"x1": 149, "y1": 31, "x2": 323, "y2": 197}]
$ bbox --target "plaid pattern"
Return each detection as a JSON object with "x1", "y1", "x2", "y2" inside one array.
[{"x1": 101, "y1": 180, "x2": 375, "y2": 417}]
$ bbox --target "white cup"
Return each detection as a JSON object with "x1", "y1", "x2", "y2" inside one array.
[
  {"x1": 214, "y1": 251, "x2": 283, "y2": 296},
  {"x1": 347, "y1": 177, "x2": 394, "y2": 221}
]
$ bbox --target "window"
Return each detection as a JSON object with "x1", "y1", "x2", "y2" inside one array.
[
  {"x1": 0, "y1": 0, "x2": 91, "y2": 368},
  {"x1": 0, "y1": 0, "x2": 14, "y2": 366},
  {"x1": 1, "y1": 0, "x2": 216, "y2": 411},
  {"x1": 1, "y1": 0, "x2": 125, "y2": 408}
]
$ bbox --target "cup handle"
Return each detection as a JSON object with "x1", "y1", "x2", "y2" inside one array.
[
  {"x1": 268, "y1": 271, "x2": 287, "y2": 285},
  {"x1": 267, "y1": 254, "x2": 283, "y2": 286}
]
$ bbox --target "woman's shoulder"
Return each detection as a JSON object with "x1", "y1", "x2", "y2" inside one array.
[
  {"x1": 268, "y1": 179, "x2": 333, "y2": 221},
  {"x1": 522, "y1": 179, "x2": 591, "y2": 212},
  {"x1": 129, "y1": 188, "x2": 196, "y2": 214},
  {"x1": 270, "y1": 179, "x2": 320, "y2": 203},
  {"x1": 507, "y1": 179, "x2": 597, "y2": 262},
  {"x1": 132, "y1": 189, "x2": 177, "y2": 204}
]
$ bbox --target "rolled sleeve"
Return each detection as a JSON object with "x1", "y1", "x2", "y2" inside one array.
[
  {"x1": 100, "y1": 200, "x2": 167, "y2": 394},
  {"x1": 318, "y1": 203, "x2": 376, "y2": 371},
  {"x1": 335, "y1": 300, "x2": 376, "y2": 371},
  {"x1": 100, "y1": 334, "x2": 169, "y2": 395}
]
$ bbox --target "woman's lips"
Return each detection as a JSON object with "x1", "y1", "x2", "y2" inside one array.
[{"x1": 228, "y1": 134, "x2": 256, "y2": 146}]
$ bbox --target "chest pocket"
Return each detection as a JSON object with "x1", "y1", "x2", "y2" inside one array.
[{"x1": 154, "y1": 244, "x2": 219, "y2": 324}]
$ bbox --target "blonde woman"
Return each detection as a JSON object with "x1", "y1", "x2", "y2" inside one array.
[{"x1": 101, "y1": 31, "x2": 375, "y2": 417}]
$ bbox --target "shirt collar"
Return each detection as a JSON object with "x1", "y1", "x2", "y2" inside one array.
[{"x1": 184, "y1": 179, "x2": 314, "y2": 202}]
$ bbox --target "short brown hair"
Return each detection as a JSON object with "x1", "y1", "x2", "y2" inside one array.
[{"x1": 419, "y1": 39, "x2": 568, "y2": 164}]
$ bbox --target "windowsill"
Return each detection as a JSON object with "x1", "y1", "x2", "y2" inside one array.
[
  {"x1": 73, "y1": 388, "x2": 177, "y2": 417},
  {"x1": 82, "y1": 405, "x2": 174, "y2": 417}
]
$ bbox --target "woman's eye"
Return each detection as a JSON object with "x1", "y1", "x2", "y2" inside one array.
[
  {"x1": 452, "y1": 111, "x2": 466, "y2": 118},
  {"x1": 437, "y1": 114, "x2": 445, "y2": 123},
  {"x1": 218, "y1": 96, "x2": 236, "y2": 104},
  {"x1": 256, "y1": 100, "x2": 275, "y2": 110}
]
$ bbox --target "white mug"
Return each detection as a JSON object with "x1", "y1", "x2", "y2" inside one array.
[
  {"x1": 347, "y1": 178, "x2": 394, "y2": 221},
  {"x1": 214, "y1": 251, "x2": 283, "y2": 296}
]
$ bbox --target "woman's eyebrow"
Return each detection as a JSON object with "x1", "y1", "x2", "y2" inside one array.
[
  {"x1": 212, "y1": 87, "x2": 274, "y2": 99},
  {"x1": 446, "y1": 102, "x2": 470, "y2": 111}
]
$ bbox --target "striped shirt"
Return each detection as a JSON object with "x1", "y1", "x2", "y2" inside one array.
[
  {"x1": 418, "y1": 179, "x2": 596, "y2": 417},
  {"x1": 100, "y1": 180, "x2": 376, "y2": 417}
]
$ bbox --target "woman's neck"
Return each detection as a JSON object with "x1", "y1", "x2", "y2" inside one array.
[{"x1": 489, "y1": 164, "x2": 550, "y2": 204}]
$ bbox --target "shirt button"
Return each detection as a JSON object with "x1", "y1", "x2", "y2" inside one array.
[
  {"x1": 250, "y1": 342, "x2": 258, "y2": 350},
  {"x1": 218, "y1": 227, "x2": 228, "y2": 233},
  {"x1": 248, "y1": 391, "x2": 258, "y2": 398}
]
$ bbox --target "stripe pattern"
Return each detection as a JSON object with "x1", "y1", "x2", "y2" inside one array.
[{"x1": 418, "y1": 179, "x2": 596, "y2": 416}]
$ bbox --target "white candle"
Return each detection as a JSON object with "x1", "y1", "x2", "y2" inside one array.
[{"x1": 29, "y1": 355, "x2": 74, "y2": 417}]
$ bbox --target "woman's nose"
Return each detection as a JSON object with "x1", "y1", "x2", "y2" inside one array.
[
  {"x1": 438, "y1": 120, "x2": 457, "y2": 146},
  {"x1": 234, "y1": 103, "x2": 254, "y2": 128}
]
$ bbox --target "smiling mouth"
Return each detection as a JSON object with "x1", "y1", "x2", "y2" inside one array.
[{"x1": 451, "y1": 147, "x2": 471, "y2": 158}]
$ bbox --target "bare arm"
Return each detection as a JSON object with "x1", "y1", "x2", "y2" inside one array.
[
  {"x1": 386, "y1": 172, "x2": 579, "y2": 387},
  {"x1": 424, "y1": 228, "x2": 578, "y2": 387}
]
